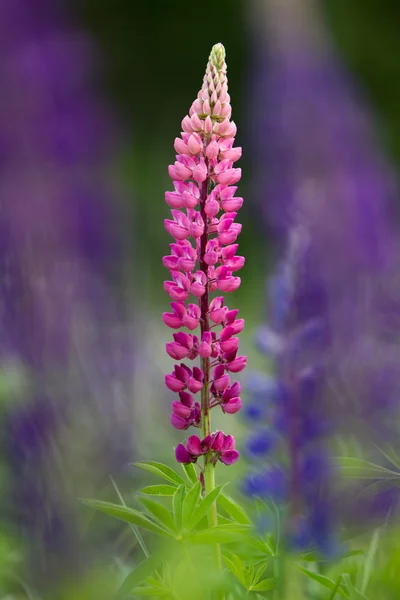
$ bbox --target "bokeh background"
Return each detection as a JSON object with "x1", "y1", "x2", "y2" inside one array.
[{"x1": 2, "y1": 0, "x2": 400, "y2": 598}]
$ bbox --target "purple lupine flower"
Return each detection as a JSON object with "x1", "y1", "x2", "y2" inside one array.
[
  {"x1": 0, "y1": 0, "x2": 133, "y2": 587},
  {"x1": 244, "y1": 0, "x2": 400, "y2": 550},
  {"x1": 163, "y1": 44, "x2": 245, "y2": 495},
  {"x1": 243, "y1": 230, "x2": 335, "y2": 553}
]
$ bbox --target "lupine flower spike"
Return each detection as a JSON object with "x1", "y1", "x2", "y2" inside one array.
[{"x1": 163, "y1": 44, "x2": 245, "y2": 501}]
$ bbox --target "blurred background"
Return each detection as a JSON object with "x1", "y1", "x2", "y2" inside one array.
[{"x1": 1, "y1": 0, "x2": 400, "y2": 598}]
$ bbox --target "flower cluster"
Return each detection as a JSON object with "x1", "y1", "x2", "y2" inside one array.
[
  {"x1": 242, "y1": 227, "x2": 335, "y2": 554},
  {"x1": 176, "y1": 431, "x2": 239, "y2": 466},
  {"x1": 0, "y1": 0, "x2": 133, "y2": 586},
  {"x1": 163, "y1": 43, "x2": 245, "y2": 467},
  {"x1": 246, "y1": 0, "x2": 400, "y2": 549}
]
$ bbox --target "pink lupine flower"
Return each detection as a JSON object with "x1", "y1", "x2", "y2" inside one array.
[
  {"x1": 175, "y1": 431, "x2": 239, "y2": 466},
  {"x1": 165, "y1": 332, "x2": 198, "y2": 360},
  {"x1": 212, "y1": 364, "x2": 230, "y2": 391},
  {"x1": 175, "y1": 444, "x2": 194, "y2": 464},
  {"x1": 162, "y1": 302, "x2": 200, "y2": 331},
  {"x1": 162, "y1": 44, "x2": 245, "y2": 489},
  {"x1": 162, "y1": 241, "x2": 197, "y2": 272},
  {"x1": 170, "y1": 391, "x2": 201, "y2": 430},
  {"x1": 165, "y1": 363, "x2": 204, "y2": 393}
]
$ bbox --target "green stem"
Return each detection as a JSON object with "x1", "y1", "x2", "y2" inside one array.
[{"x1": 199, "y1": 169, "x2": 224, "y2": 599}]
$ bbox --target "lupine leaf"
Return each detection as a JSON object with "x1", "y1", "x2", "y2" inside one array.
[
  {"x1": 81, "y1": 499, "x2": 170, "y2": 537},
  {"x1": 327, "y1": 576, "x2": 343, "y2": 600},
  {"x1": 182, "y1": 481, "x2": 201, "y2": 528},
  {"x1": 189, "y1": 524, "x2": 251, "y2": 545},
  {"x1": 296, "y1": 566, "x2": 350, "y2": 599},
  {"x1": 140, "y1": 485, "x2": 177, "y2": 497},
  {"x1": 131, "y1": 587, "x2": 167, "y2": 597},
  {"x1": 224, "y1": 552, "x2": 246, "y2": 586},
  {"x1": 246, "y1": 564, "x2": 255, "y2": 588},
  {"x1": 253, "y1": 562, "x2": 268, "y2": 585},
  {"x1": 133, "y1": 461, "x2": 186, "y2": 486},
  {"x1": 360, "y1": 527, "x2": 380, "y2": 594},
  {"x1": 181, "y1": 463, "x2": 198, "y2": 485},
  {"x1": 172, "y1": 484, "x2": 186, "y2": 533},
  {"x1": 249, "y1": 578, "x2": 277, "y2": 592},
  {"x1": 116, "y1": 547, "x2": 168, "y2": 599},
  {"x1": 187, "y1": 484, "x2": 225, "y2": 531},
  {"x1": 217, "y1": 492, "x2": 252, "y2": 525},
  {"x1": 300, "y1": 549, "x2": 364, "y2": 563},
  {"x1": 139, "y1": 497, "x2": 177, "y2": 533},
  {"x1": 336, "y1": 457, "x2": 400, "y2": 479}
]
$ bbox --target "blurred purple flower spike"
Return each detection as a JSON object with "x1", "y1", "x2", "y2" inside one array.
[
  {"x1": 0, "y1": 0, "x2": 134, "y2": 588},
  {"x1": 244, "y1": 0, "x2": 400, "y2": 552}
]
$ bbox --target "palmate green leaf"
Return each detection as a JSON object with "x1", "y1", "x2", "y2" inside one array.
[
  {"x1": 81, "y1": 499, "x2": 171, "y2": 537},
  {"x1": 253, "y1": 562, "x2": 268, "y2": 585},
  {"x1": 335, "y1": 457, "x2": 400, "y2": 479},
  {"x1": 341, "y1": 574, "x2": 369, "y2": 600},
  {"x1": 139, "y1": 497, "x2": 177, "y2": 534},
  {"x1": 182, "y1": 481, "x2": 201, "y2": 528},
  {"x1": 360, "y1": 527, "x2": 380, "y2": 595},
  {"x1": 133, "y1": 461, "x2": 186, "y2": 486},
  {"x1": 224, "y1": 552, "x2": 246, "y2": 586},
  {"x1": 246, "y1": 563, "x2": 255, "y2": 589},
  {"x1": 181, "y1": 462, "x2": 198, "y2": 485},
  {"x1": 357, "y1": 478, "x2": 400, "y2": 498},
  {"x1": 187, "y1": 484, "x2": 225, "y2": 531},
  {"x1": 243, "y1": 535, "x2": 275, "y2": 557},
  {"x1": 140, "y1": 485, "x2": 177, "y2": 497},
  {"x1": 189, "y1": 523, "x2": 251, "y2": 545},
  {"x1": 297, "y1": 566, "x2": 350, "y2": 599},
  {"x1": 116, "y1": 547, "x2": 169, "y2": 599},
  {"x1": 217, "y1": 492, "x2": 252, "y2": 525},
  {"x1": 327, "y1": 576, "x2": 343, "y2": 600},
  {"x1": 300, "y1": 549, "x2": 364, "y2": 563},
  {"x1": 249, "y1": 578, "x2": 276, "y2": 592},
  {"x1": 173, "y1": 484, "x2": 186, "y2": 533},
  {"x1": 132, "y1": 587, "x2": 169, "y2": 597}
]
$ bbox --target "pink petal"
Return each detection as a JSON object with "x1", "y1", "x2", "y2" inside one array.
[
  {"x1": 166, "y1": 343, "x2": 190, "y2": 360},
  {"x1": 172, "y1": 400, "x2": 192, "y2": 418},
  {"x1": 187, "y1": 378, "x2": 203, "y2": 394},
  {"x1": 198, "y1": 342, "x2": 212, "y2": 358},
  {"x1": 164, "y1": 220, "x2": 189, "y2": 241},
  {"x1": 217, "y1": 168, "x2": 242, "y2": 186},
  {"x1": 220, "y1": 337, "x2": 239, "y2": 353},
  {"x1": 191, "y1": 282, "x2": 206, "y2": 297},
  {"x1": 165, "y1": 374, "x2": 185, "y2": 392},
  {"x1": 218, "y1": 277, "x2": 241, "y2": 293},
  {"x1": 206, "y1": 140, "x2": 219, "y2": 159},
  {"x1": 221, "y1": 197, "x2": 243, "y2": 212},
  {"x1": 223, "y1": 397, "x2": 242, "y2": 414},
  {"x1": 174, "y1": 137, "x2": 190, "y2": 155},
  {"x1": 175, "y1": 443, "x2": 193, "y2": 463},
  {"x1": 170, "y1": 413, "x2": 190, "y2": 430},
  {"x1": 226, "y1": 356, "x2": 247, "y2": 373},
  {"x1": 162, "y1": 312, "x2": 183, "y2": 329},
  {"x1": 186, "y1": 435, "x2": 202, "y2": 456},
  {"x1": 220, "y1": 450, "x2": 239, "y2": 465}
]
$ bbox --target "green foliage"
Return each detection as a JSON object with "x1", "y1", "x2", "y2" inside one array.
[
  {"x1": 81, "y1": 499, "x2": 171, "y2": 537},
  {"x1": 83, "y1": 459, "x2": 400, "y2": 600},
  {"x1": 217, "y1": 491, "x2": 252, "y2": 525},
  {"x1": 181, "y1": 462, "x2": 198, "y2": 485},
  {"x1": 133, "y1": 461, "x2": 186, "y2": 487},
  {"x1": 297, "y1": 565, "x2": 350, "y2": 599},
  {"x1": 223, "y1": 552, "x2": 276, "y2": 593},
  {"x1": 140, "y1": 485, "x2": 177, "y2": 497}
]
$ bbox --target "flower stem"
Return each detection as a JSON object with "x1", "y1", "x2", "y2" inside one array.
[{"x1": 199, "y1": 171, "x2": 223, "y2": 597}]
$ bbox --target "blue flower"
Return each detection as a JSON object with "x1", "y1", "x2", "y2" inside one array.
[
  {"x1": 242, "y1": 467, "x2": 287, "y2": 502},
  {"x1": 245, "y1": 428, "x2": 277, "y2": 458}
]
